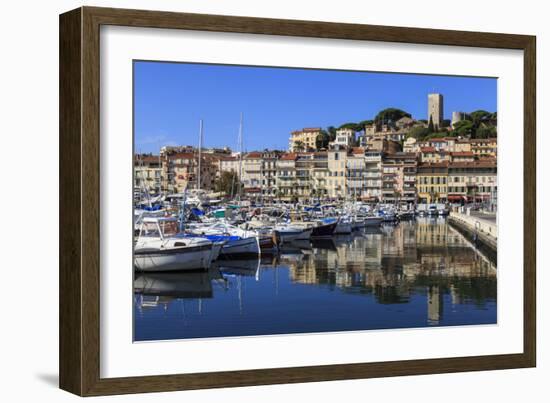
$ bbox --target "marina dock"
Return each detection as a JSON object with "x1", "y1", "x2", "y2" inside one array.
[{"x1": 448, "y1": 210, "x2": 497, "y2": 263}]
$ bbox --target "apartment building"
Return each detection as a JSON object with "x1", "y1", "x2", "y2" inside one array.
[
  {"x1": 381, "y1": 152, "x2": 418, "y2": 204},
  {"x1": 346, "y1": 148, "x2": 366, "y2": 200},
  {"x1": 331, "y1": 128, "x2": 355, "y2": 148},
  {"x1": 242, "y1": 152, "x2": 263, "y2": 195},
  {"x1": 416, "y1": 162, "x2": 449, "y2": 203},
  {"x1": 327, "y1": 146, "x2": 347, "y2": 199},
  {"x1": 311, "y1": 152, "x2": 329, "y2": 198},
  {"x1": 163, "y1": 152, "x2": 217, "y2": 193},
  {"x1": 288, "y1": 127, "x2": 322, "y2": 152},
  {"x1": 447, "y1": 160, "x2": 497, "y2": 204},
  {"x1": 218, "y1": 155, "x2": 240, "y2": 176},
  {"x1": 295, "y1": 153, "x2": 314, "y2": 200},
  {"x1": 363, "y1": 150, "x2": 383, "y2": 201},
  {"x1": 276, "y1": 153, "x2": 297, "y2": 201},
  {"x1": 260, "y1": 150, "x2": 279, "y2": 198},
  {"x1": 134, "y1": 154, "x2": 163, "y2": 194},
  {"x1": 468, "y1": 138, "x2": 497, "y2": 157}
]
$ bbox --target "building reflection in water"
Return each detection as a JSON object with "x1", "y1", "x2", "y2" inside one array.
[
  {"x1": 134, "y1": 217, "x2": 496, "y2": 339},
  {"x1": 281, "y1": 217, "x2": 496, "y2": 325}
]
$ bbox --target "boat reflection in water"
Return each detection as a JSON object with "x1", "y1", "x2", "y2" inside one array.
[{"x1": 134, "y1": 217, "x2": 497, "y2": 341}]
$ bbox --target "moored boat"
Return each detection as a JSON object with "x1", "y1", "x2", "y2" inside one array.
[
  {"x1": 134, "y1": 217, "x2": 214, "y2": 272},
  {"x1": 311, "y1": 220, "x2": 338, "y2": 238},
  {"x1": 363, "y1": 216, "x2": 384, "y2": 227}
]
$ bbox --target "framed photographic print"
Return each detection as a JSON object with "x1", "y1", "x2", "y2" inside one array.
[{"x1": 59, "y1": 6, "x2": 536, "y2": 396}]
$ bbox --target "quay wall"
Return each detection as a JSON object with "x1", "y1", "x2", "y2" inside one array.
[{"x1": 448, "y1": 212, "x2": 497, "y2": 263}]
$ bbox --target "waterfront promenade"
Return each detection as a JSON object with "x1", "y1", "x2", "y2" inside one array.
[{"x1": 448, "y1": 210, "x2": 497, "y2": 262}]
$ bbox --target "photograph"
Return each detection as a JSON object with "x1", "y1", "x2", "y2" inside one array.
[{"x1": 132, "y1": 61, "x2": 498, "y2": 342}]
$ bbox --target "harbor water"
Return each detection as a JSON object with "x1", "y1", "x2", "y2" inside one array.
[{"x1": 134, "y1": 217, "x2": 497, "y2": 341}]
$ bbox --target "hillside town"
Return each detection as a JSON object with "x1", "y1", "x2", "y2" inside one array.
[
  {"x1": 132, "y1": 63, "x2": 498, "y2": 340},
  {"x1": 135, "y1": 93, "x2": 497, "y2": 209}
]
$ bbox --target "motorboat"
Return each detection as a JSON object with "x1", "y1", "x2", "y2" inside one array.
[
  {"x1": 363, "y1": 215, "x2": 384, "y2": 227},
  {"x1": 274, "y1": 224, "x2": 313, "y2": 243},
  {"x1": 134, "y1": 217, "x2": 214, "y2": 272},
  {"x1": 186, "y1": 222, "x2": 260, "y2": 258},
  {"x1": 397, "y1": 210, "x2": 415, "y2": 220},
  {"x1": 311, "y1": 220, "x2": 338, "y2": 238},
  {"x1": 333, "y1": 217, "x2": 353, "y2": 234},
  {"x1": 351, "y1": 216, "x2": 366, "y2": 230}
]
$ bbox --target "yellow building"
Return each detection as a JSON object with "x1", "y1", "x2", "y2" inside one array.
[
  {"x1": 468, "y1": 138, "x2": 497, "y2": 157},
  {"x1": 288, "y1": 127, "x2": 321, "y2": 152},
  {"x1": 416, "y1": 162, "x2": 448, "y2": 203}
]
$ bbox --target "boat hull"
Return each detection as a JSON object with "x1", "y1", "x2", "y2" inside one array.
[
  {"x1": 311, "y1": 221, "x2": 337, "y2": 238},
  {"x1": 275, "y1": 227, "x2": 312, "y2": 243},
  {"x1": 334, "y1": 221, "x2": 352, "y2": 234},
  {"x1": 134, "y1": 244, "x2": 213, "y2": 272},
  {"x1": 364, "y1": 217, "x2": 384, "y2": 227},
  {"x1": 219, "y1": 237, "x2": 260, "y2": 258}
]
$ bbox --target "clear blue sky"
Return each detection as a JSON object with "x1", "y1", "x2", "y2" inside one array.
[{"x1": 134, "y1": 61, "x2": 496, "y2": 153}]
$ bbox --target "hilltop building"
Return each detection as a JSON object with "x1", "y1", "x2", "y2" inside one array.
[
  {"x1": 289, "y1": 127, "x2": 322, "y2": 152},
  {"x1": 428, "y1": 93, "x2": 444, "y2": 128}
]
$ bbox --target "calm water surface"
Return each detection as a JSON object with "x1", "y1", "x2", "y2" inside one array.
[{"x1": 134, "y1": 218, "x2": 497, "y2": 341}]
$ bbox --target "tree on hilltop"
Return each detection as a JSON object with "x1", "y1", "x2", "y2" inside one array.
[{"x1": 374, "y1": 108, "x2": 411, "y2": 125}]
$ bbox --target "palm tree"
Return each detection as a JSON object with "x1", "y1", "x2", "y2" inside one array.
[{"x1": 293, "y1": 141, "x2": 305, "y2": 152}]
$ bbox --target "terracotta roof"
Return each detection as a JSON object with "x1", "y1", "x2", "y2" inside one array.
[
  {"x1": 135, "y1": 155, "x2": 160, "y2": 163},
  {"x1": 291, "y1": 127, "x2": 321, "y2": 135},
  {"x1": 351, "y1": 147, "x2": 365, "y2": 155},
  {"x1": 420, "y1": 147, "x2": 436, "y2": 153},
  {"x1": 280, "y1": 153, "x2": 297, "y2": 161},
  {"x1": 244, "y1": 152, "x2": 262, "y2": 159}
]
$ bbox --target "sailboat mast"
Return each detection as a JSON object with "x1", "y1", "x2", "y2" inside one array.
[
  {"x1": 198, "y1": 119, "x2": 203, "y2": 191},
  {"x1": 237, "y1": 113, "x2": 243, "y2": 200}
]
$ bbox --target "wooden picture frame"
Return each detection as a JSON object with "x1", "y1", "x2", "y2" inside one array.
[{"x1": 59, "y1": 6, "x2": 536, "y2": 396}]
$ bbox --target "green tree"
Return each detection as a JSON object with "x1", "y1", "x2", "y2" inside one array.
[
  {"x1": 374, "y1": 108, "x2": 411, "y2": 125},
  {"x1": 470, "y1": 110, "x2": 493, "y2": 125},
  {"x1": 451, "y1": 120, "x2": 474, "y2": 137},
  {"x1": 326, "y1": 126, "x2": 337, "y2": 141},
  {"x1": 359, "y1": 119, "x2": 374, "y2": 129},
  {"x1": 316, "y1": 132, "x2": 330, "y2": 149},
  {"x1": 474, "y1": 125, "x2": 497, "y2": 139},
  {"x1": 467, "y1": 110, "x2": 497, "y2": 138},
  {"x1": 407, "y1": 126, "x2": 430, "y2": 140},
  {"x1": 293, "y1": 141, "x2": 305, "y2": 152},
  {"x1": 338, "y1": 122, "x2": 363, "y2": 132},
  {"x1": 215, "y1": 170, "x2": 241, "y2": 196}
]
